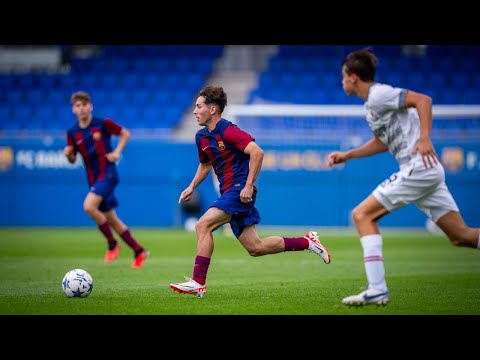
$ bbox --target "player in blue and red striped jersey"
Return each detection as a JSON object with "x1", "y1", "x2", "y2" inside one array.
[
  {"x1": 63, "y1": 91, "x2": 148, "y2": 269},
  {"x1": 170, "y1": 86, "x2": 331, "y2": 297}
]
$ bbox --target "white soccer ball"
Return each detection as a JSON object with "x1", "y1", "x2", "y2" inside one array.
[{"x1": 62, "y1": 269, "x2": 94, "y2": 298}]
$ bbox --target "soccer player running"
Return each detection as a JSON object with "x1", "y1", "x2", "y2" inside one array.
[
  {"x1": 64, "y1": 91, "x2": 149, "y2": 269},
  {"x1": 327, "y1": 48, "x2": 479, "y2": 306},
  {"x1": 170, "y1": 85, "x2": 331, "y2": 297}
]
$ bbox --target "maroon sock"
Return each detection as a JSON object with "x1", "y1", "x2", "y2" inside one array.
[
  {"x1": 193, "y1": 255, "x2": 210, "y2": 285},
  {"x1": 120, "y1": 229, "x2": 142, "y2": 253},
  {"x1": 283, "y1": 237, "x2": 309, "y2": 251},
  {"x1": 98, "y1": 221, "x2": 117, "y2": 249}
]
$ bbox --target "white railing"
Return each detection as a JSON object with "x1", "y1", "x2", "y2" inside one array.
[{"x1": 225, "y1": 104, "x2": 480, "y2": 119}]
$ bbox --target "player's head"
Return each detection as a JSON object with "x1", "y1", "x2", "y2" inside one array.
[
  {"x1": 341, "y1": 48, "x2": 377, "y2": 96},
  {"x1": 71, "y1": 91, "x2": 93, "y2": 121},
  {"x1": 194, "y1": 86, "x2": 228, "y2": 127}
]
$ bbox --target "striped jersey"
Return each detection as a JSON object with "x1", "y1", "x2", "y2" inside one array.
[
  {"x1": 196, "y1": 118, "x2": 254, "y2": 194},
  {"x1": 66, "y1": 117, "x2": 122, "y2": 186}
]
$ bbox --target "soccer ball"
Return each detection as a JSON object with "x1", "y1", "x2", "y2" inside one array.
[{"x1": 62, "y1": 269, "x2": 94, "y2": 298}]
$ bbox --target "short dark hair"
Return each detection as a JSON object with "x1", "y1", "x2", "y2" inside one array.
[
  {"x1": 199, "y1": 86, "x2": 228, "y2": 114},
  {"x1": 70, "y1": 91, "x2": 91, "y2": 105},
  {"x1": 342, "y1": 48, "x2": 377, "y2": 82}
]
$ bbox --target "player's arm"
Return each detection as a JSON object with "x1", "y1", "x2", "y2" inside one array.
[
  {"x1": 64, "y1": 133, "x2": 77, "y2": 163},
  {"x1": 240, "y1": 141, "x2": 264, "y2": 202},
  {"x1": 178, "y1": 162, "x2": 213, "y2": 204},
  {"x1": 327, "y1": 135, "x2": 388, "y2": 167},
  {"x1": 405, "y1": 90, "x2": 439, "y2": 168},
  {"x1": 107, "y1": 127, "x2": 130, "y2": 163}
]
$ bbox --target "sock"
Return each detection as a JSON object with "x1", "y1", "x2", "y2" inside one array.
[
  {"x1": 283, "y1": 237, "x2": 309, "y2": 251},
  {"x1": 477, "y1": 231, "x2": 480, "y2": 249},
  {"x1": 193, "y1": 255, "x2": 210, "y2": 285},
  {"x1": 98, "y1": 221, "x2": 117, "y2": 249},
  {"x1": 360, "y1": 234, "x2": 388, "y2": 292},
  {"x1": 120, "y1": 229, "x2": 142, "y2": 254}
]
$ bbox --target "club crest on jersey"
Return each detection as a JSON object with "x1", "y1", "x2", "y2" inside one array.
[
  {"x1": 93, "y1": 131, "x2": 102, "y2": 141},
  {"x1": 217, "y1": 140, "x2": 225, "y2": 150}
]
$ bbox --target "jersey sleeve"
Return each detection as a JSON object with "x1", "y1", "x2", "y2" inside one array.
[
  {"x1": 104, "y1": 118, "x2": 123, "y2": 135},
  {"x1": 223, "y1": 124, "x2": 254, "y2": 152},
  {"x1": 66, "y1": 132, "x2": 78, "y2": 155},
  {"x1": 368, "y1": 85, "x2": 408, "y2": 112}
]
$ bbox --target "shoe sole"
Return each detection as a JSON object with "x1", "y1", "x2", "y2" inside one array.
[
  {"x1": 343, "y1": 299, "x2": 390, "y2": 306},
  {"x1": 170, "y1": 284, "x2": 206, "y2": 298}
]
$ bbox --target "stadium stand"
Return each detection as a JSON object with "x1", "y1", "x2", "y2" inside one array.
[{"x1": 1, "y1": 45, "x2": 480, "y2": 138}]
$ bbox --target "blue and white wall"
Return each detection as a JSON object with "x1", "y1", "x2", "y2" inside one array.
[{"x1": 0, "y1": 138, "x2": 478, "y2": 228}]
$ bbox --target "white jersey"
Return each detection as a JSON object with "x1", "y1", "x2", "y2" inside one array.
[
  {"x1": 365, "y1": 83, "x2": 420, "y2": 168},
  {"x1": 366, "y1": 83, "x2": 459, "y2": 220}
]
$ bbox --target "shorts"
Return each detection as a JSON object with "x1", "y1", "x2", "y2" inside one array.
[
  {"x1": 373, "y1": 154, "x2": 459, "y2": 222},
  {"x1": 90, "y1": 178, "x2": 119, "y2": 212},
  {"x1": 211, "y1": 187, "x2": 261, "y2": 239}
]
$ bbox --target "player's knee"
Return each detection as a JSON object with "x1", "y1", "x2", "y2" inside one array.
[
  {"x1": 351, "y1": 207, "x2": 368, "y2": 225},
  {"x1": 195, "y1": 218, "x2": 210, "y2": 234},
  {"x1": 247, "y1": 246, "x2": 262, "y2": 257},
  {"x1": 83, "y1": 202, "x2": 95, "y2": 215}
]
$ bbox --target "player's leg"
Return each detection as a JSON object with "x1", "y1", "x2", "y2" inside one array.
[
  {"x1": 83, "y1": 191, "x2": 107, "y2": 224},
  {"x1": 230, "y1": 210, "x2": 331, "y2": 263},
  {"x1": 105, "y1": 209, "x2": 149, "y2": 268},
  {"x1": 83, "y1": 191, "x2": 119, "y2": 260},
  {"x1": 344, "y1": 161, "x2": 444, "y2": 305},
  {"x1": 237, "y1": 224, "x2": 284, "y2": 255},
  {"x1": 170, "y1": 206, "x2": 230, "y2": 297},
  {"x1": 436, "y1": 212, "x2": 479, "y2": 248},
  {"x1": 415, "y1": 183, "x2": 479, "y2": 249},
  {"x1": 342, "y1": 194, "x2": 390, "y2": 305}
]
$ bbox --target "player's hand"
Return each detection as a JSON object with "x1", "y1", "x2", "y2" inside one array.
[
  {"x1": 327, "y1": 151, "x2": 348, "y2": 167},
  {"x1": 106, "y1": 151, "x2": 120, "y2": 163},
  {"x1": 240, "y1": 184, "x2": 254, "y2": 203},
  {"x1": 63, "y1": 145, "x2": 73, "y2": 157},
  {"x1": 178, "y1": 186, "x2": 194, "y2": 204},
  {"x1": 412, "y1": 138, "x2": 439, "y2": 168}
]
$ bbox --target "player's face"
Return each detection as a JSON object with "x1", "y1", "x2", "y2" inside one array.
[
  {"x1": 341, "y1": 65, "x2": 356, "y2": 96},
  {"x1": 72, "y1": 100, "x2": 93, "y2": 121},
  {"x1": 193, "y1": 96, "x2": 212, "y2": 126}
]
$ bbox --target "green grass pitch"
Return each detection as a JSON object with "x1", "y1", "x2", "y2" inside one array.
[{"x1": 0, "y1": 227, "x2": 479, "y2": 315}]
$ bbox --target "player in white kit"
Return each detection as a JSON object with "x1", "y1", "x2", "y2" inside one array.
[{"x1": 327, "y1": 48, "x2": 479, "y2": 306}]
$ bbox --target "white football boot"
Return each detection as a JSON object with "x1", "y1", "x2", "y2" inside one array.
[
  {"x1": 170, "y1": 277, "x2": 206, "y2": 298},
  {"x1": 303, "y1": 231, "x2": 331, "y2": 264}
]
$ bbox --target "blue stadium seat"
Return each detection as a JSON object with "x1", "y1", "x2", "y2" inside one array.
[
  {"x1": 464, "y1": 89, "x2": 480, "y2": 104},
  {"x1": 6, "y1": 89, "x2": 24, "y2": 105}
]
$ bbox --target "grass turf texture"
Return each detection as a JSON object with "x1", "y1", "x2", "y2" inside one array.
[{"x1": 0, "y1": 227, "x2": 479, "y2": 315}]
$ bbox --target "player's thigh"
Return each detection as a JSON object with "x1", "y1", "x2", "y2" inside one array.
[
  {"x1": 435, "y1": 211, "x2": 467, "y2": 237},
  {"x1": 198, "y1": 206, "x2": 231, "y2": 231},
  {"x1": 84, "y1": 191, "x2": 103, "y2": 209},
  {"x1": 237, "y1": 225, "x2": 261, "y2": 249},
  {"x1": 355, "y1": 194, "x2": 389, "y2": 221}
]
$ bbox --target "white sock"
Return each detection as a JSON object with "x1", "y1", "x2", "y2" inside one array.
[
  {"x1": 477, "y1": 231, "x2": 480, "y2": 249},
  {"x1": 360, "y1": 234, "x2": 388, "y2": 292}
]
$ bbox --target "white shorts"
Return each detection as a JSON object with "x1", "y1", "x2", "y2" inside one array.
[{"x1": 373, "y1": 154, "x2": 459, "y2": 222}]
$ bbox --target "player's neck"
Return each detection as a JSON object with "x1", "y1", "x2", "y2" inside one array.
[
  {"x1": 78, "y1": 115, "x2": 93, "y2": 129},
  {"x1": 358, "y1": 81, "x2": 375, "y2": 101},
  {"x1": 206, "y1": 116, "x2": 222, "y2": 132}
]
